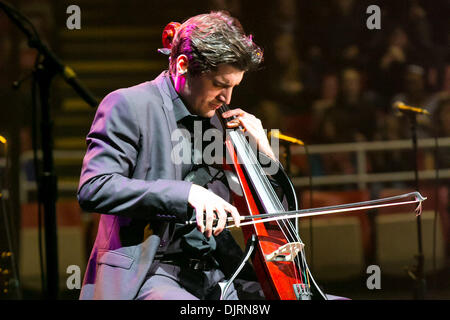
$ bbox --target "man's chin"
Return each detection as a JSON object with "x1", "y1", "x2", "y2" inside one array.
[{"x1": 203, "y1": 109, "x2": 217, "y2": 118}]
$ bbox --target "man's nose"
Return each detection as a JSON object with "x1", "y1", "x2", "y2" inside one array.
[{"x1": 218, "y1": 88, "x2": 233, "y2": 105}]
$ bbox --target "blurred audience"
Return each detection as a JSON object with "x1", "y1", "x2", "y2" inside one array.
[
  {"x1": 2, "y1": 0, "x2": 449, "y2": 180},
  {"x1": 435, "y1": 97, "x2": 450, "y2": 138},
  {"x1": 268, "y1": 31, "x2": 305, "y2": 109},
  {"x1": 310, "y1": 68, "x2": 380, "y2": 175},
  {"x1": 313, "y1": 68, "x2": 379, "y2": 144}
]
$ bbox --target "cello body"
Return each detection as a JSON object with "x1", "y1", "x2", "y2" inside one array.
[{"x1": 218, "y1": 105, "x2": 311, "y2": 300}]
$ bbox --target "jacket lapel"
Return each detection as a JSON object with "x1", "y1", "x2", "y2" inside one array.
[{"x1": 154, "y1": 72, "x2": 182, "y2": 181}]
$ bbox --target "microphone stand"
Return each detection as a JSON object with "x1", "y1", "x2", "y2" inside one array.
[
  {"x1": 35, "y1": 56, "x2": 60, "y2": 300},
  {"x1": 1, "y1": 1, "x2": 97, "y2": 299},
  {"x1": 406, "y1": 112, "x2": 426, "y2": 299}
]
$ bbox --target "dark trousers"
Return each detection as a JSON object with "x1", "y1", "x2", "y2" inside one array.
[{"x1": 135, "y1": 261, "x2": 239, "y2": 300}]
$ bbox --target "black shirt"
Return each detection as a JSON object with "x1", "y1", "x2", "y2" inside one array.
[{"x1": 163, "y1": 73, "x2": 226, "y2": 258}]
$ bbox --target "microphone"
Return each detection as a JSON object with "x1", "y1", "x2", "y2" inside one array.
[
  {"x1": 393, "y1": 101, "x2": 430, "y2": 116},
  {"x1": 268, "y1": 130, "x2": 304, "y2": 146},
  {"x1": 0, "y1": 1, "x2": 98, "y2": 108}
]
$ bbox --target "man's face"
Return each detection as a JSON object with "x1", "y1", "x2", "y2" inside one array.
[{"x1": 179, "y1": 64, "x2": 245, "y2": 118}]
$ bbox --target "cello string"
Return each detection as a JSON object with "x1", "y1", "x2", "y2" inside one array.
[
  {"x1": 233, "y1": 128, "x2": 304, "y2": 284},
  {"x1": 233, "y1": 130, "x2": 306, "y2": 282},
  {"x1": 220, "y1": 105, "x2": 308, "y2": 291},
  {"x1": 235, "y1": 130, "x2": 306, "y2": 285},
  {"x1": 223, "y1": 104, "x2": 310, "y2": 293},
  {"x1": 219, "y1": 103, "x2": 302, "y2": 285},
  {"x1": 305, "y1": 261, "x2": 311, "y2": 288},
  {"x1": 248, "y1": 134, "x2": 309, "y2": 285}
]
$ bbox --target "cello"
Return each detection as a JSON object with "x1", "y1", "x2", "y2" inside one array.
[
  {"x1": 212, "y1": 104, "x2": 426, "y2": 300},
  {"x1": 215, "y1": 103, "x2": 315, "y2": 300}
]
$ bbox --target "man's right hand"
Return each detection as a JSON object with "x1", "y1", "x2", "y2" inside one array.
[{"x1": 188, "y1": 184, "x2": 241, "y2": 237}]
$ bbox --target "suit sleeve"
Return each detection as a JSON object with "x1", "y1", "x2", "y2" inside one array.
[{"x1": 77, "y1": 90, "x2": 192, "y2": 221}]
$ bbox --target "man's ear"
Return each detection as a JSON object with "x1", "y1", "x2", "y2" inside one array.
[{"x1": 176, "y1": 55, "x2": 188, "y2": 75}]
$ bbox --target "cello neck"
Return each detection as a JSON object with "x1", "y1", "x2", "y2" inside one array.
[{"x1": 216, "y1": 104, "x2": 284, "y2": 213}]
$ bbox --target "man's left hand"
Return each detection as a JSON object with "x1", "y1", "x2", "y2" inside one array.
[{"x1": 221, "y1": 108, "x2": 277, "y2": 161}]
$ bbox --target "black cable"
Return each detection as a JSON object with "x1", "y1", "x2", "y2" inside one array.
[
  {"x1": 31, "y1": 53, "x2": 47, "y2": 298},
  {"x1": 431, "y1": 111, "x2": 441, "y2": 293},
  {"x1": 5, "y1": 1, "x2": 48, "y2": 295},
  {"x1": 290, "y1": 142, "x2": 319, "y2": 296},
  {"x1": 0, "y1": 0, "x2": 48, "y2": 299},
  {"x1": 303, "y1": 144, "x2": 314, "y2": 270},
  {"x1": 1, "y1": 138, "x2": 22, "y2": 299}
]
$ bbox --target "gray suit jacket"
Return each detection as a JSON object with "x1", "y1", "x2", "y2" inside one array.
[{"x1": 78, "y1": 71, "x2": 198, "y2": 299}]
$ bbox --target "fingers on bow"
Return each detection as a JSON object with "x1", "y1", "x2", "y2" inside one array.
[{"x1": 194, "y1": 202, "x2": 240, "y2": 237}]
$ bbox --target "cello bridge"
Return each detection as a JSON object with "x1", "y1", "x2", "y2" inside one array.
[{"x1": 265, "y1": 242, "x2": 304, "y2": 262}]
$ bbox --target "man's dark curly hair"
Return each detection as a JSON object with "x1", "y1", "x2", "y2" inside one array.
[{"x1": 169, "y1": 11, "x2": 263, "y2": 76}]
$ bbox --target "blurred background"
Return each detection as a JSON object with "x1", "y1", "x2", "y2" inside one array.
[{"x1": 0, "y1": 0, "x2": 449, "y2": 300}]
